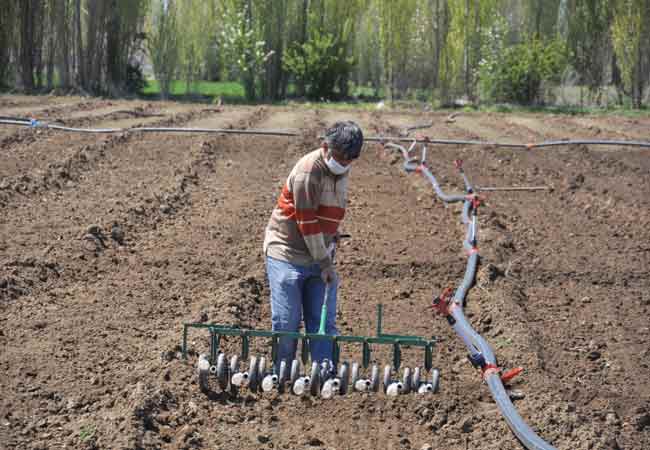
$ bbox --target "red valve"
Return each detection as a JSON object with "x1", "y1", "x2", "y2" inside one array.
[
  {"x1": 454, "y1": 159, "x2": 464, "y2": 170},
  {"x1": 500, "y1": 367, "x2": 524, "y2": 384},
  {"x1": 481, "y1": 363, "x2": 501, "y2": 380},
  {"x1": 463, "y1": 194, "x2": 482, "y2": 210},
  {"x1": 432, "y1": 287, "x2": 453, "y2": 316}
]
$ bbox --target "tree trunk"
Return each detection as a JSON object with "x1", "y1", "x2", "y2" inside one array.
[
  {"x1": 75, "y1": 0, "x2": 84, "y2": 88},
  {"x1": 535, "y1": 3, "x2": 542, "y2": 36},
  {"x1": 46, "y1": 0, "x2": 57, "y2": 90},
  {"x1": 633, "y1": 43, "x2": 643, "y2": 109},
  {"x1": 85, "y1": 0, "x2": 107, "y2": 94},
  {"x1": 19, "y1": 0, "x2": 36, "y2": 91},
  {"x1": 463, "y1": 0, "x2": 470, "y2": 98},
  {"x1": 611, "y1": 50, "x2": 624, "y2": 105},
  {"x1": 432, "y1": 0, "x2": 441, "y2": 90},
  {"x1": 33, "y1": 0, "x2": 44, "y2": 89},
  {"x1": 265, "y1": 0, "x2": 285, "y2": 101},
  {"x1": 0, "y1": 0, "x2": 15, "y2": 87},
  {"x1": 107, "y1": 0, "x2": 123, "y2": 95},
  {"x1": 58, "y1": 0, "x2": 71, "y2": 89},
  {"x1": 471, "y1": 0, "x2": 480, "y2": 102},
  {"x1": 242, "y1": 0, "x2": 256, "y2": 101},
  {"x1": 296, "y1": 0, "x2": 309, "y2": 97}
]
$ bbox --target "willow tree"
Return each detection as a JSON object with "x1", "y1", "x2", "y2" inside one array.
[
  {"x1": 354, "y1": 2, "x2": 382, "y2": 95},
  {"x1": 17, "y1": 0, "x2": 44, "y2": 91},
  {"x1": 566, "y1": 0, "x2": 612, "y2": 105},
  {"x1": 438, "y1": 0, "x2": 499, "y2": 103},
  {"x1": 177, "y1": 0, "x2": 214, "y2": 95},
  {"x1": 523, "y1": 0, "x2": 562, "y2": 37},
  {"x1": 256, "y1": 0, "x2": 287, "y2": 100},
  {"x1": 377, "y1": 0, "x2": 418, "y2": 102},
  {"x1": 219, "y1": 0, "x2": 266, "y2": 101},
  {"x1": 148, "y1": 0, "x2": 180, "y2": 99},
  {"x1": 322, "y1": 0, "x2": 366, "y2": 97},
  {"x1": 0, "y1": 0, "x2": 17, "y2": 89},
  {"x1": 611, "y1": 0, "x2": 650, "y2": 107}
]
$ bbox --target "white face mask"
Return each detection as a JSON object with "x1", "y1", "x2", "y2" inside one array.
[{"x1": 325, "y1": 155, "x2": 350, "y2": 175}]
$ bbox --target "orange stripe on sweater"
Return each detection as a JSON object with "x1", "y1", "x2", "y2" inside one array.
[
  {"x1": 281, "y1": 184, "x2": 293, "y2": 200},
  {"x1": 298, "y1": 221, "x2": 322, "y2": 236},
  {"x1": 296, "y1": 208, "x2": 317, "y2": 222},
  {"x1": 277, "y1": 195, "x2": 295, "y2": 218},
  {"x1": 317, "y1": 205, "x2": 345, "y2": 221},
  {"x1": 318, "y1": 219, "x2": 339, "y2": 234},
  {"x1": 277, "y1": 185, "x2": 296, "y2": 218}
]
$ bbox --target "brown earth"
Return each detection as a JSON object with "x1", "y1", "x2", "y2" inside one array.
[{"x1": 1, "y1": 98, "x2": 649, "y2": 450}]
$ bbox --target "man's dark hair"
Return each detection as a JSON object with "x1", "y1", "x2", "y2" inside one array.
[{"x1": 324, "y1": 121, "x2": 364, "y2": 159}]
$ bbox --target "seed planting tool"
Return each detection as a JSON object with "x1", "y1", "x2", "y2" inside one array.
[{"x1": 183, "y1": 280, "x2": 439, "y2": 398}]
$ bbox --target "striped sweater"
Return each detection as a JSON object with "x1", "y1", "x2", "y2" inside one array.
[{"x1": 264, "y1": 148, "x2": 348, "y2": 270}]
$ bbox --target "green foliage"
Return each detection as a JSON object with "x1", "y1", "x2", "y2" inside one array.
[
  {"x1": 567, "y1": 0, "x2": 612, "y2": 102},
  {"x1": 610, "y1": 0, "x2": 650, "y2": 108},
  {"x1": 377, "y1": 0, "x2": 418, "y2": 101},
  {"x1": 283, "y1": 29, "x2": 354, "y2": 100},
  {"x1": 355, "y1": 3, "x2": 382, "y2": 95},
  {"x1": 219, "y1": 2, "x2": 267, "y2": 101},
  {"x1": 177, "y1": 0, "x2": 215, "y2": 94},
  {"x1": 435, "y1": 0, "x2": 500, "y2": 103},
  {"x1": 611, "y1": 5, "x2": 638, "y2": 92},
  {"x1": 147, "y1": 0, "x2": 180, "y2": 99},
  {"x1": 3, "y1": 0, "x2": 650, "y2": 108},
  {"x1": 79, "y1": 424, "x2": 96, "y2": 442},
  {"x1": 479, "y1": 35, "x2": 568, "y2": 105}
]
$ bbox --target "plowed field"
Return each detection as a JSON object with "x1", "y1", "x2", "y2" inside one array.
[{"x1": 1, "y1": 95, "x2": 649, "y2": 450}]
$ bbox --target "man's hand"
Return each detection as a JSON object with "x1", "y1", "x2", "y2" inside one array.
[{"x1": 321, "y1": 266, "x2": 338, "y2": 284}]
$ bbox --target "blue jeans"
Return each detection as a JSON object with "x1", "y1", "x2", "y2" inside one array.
[{"x1": 266, "y1": 256, "x2": 338, "y2": 367}]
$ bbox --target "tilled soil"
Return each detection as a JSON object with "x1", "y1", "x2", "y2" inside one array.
[{"x1": 1, "y1": 99, "x2": 649, "y2": 450}]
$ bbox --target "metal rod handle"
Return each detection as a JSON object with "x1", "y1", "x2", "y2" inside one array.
[{"x1": 318, "y1": 283, "x2": 330, "y2": 335}]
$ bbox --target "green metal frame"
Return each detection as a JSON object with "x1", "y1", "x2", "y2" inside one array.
[{"x1": 182, "y1": 303, "x2": 436, "y2": 371}]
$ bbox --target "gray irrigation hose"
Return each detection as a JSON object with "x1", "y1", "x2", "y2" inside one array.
[
  {"x1": 418, "y1": 165, "x2": 467, "y2": 203},
  {"x1": 0, "y1": 119, "x2": 300, "y2": 136},
  {"x1": 461, "y1": 201, "x2": 471, "y2": 225},
  {"x1": 385, "y1": 142, "x2": 557, "y2": 450},
  {"x1": 0, "y1": 116, "x2": 32, "y2": 122},
  {"x1": 2, "y1": 118, "x2": 650, "y2": 150},
  {"x1": 384, "y1": 142, "x2": 412, "y2": 161},
  {"x1": 532, "y1": 139, "x2": 650, "y2": 149},
  {"x1": 476, "y1": 186, "x2": 552, "y2": 192},
  {"x1": 2, "y1": 119, "x2": 33, "y2": 126},
  {"x1": 370, "y1": 136, "x2": 650, "y2": 149},
  {"x1": 48, "y1": 124, "x2": 126, "y2": 133},
  {"x1": 452, "y1": 206, "x2": 555, "y2": 450},
  {"x1": 461, "y1": 171, "x2": 473, "y2": 192},
  {"x1": 134, "y1": 127, "x2": 299, "y2": 136},
  {"x1": 0, "y1": 119, "x2": 126, "y2": 133}
]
